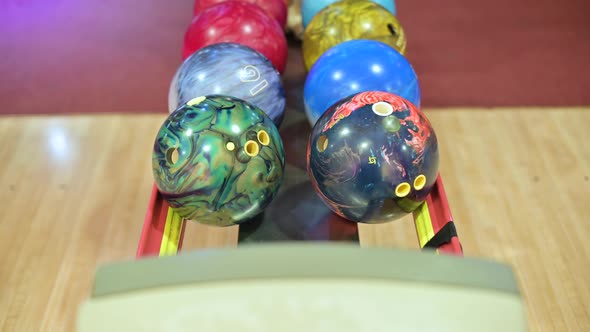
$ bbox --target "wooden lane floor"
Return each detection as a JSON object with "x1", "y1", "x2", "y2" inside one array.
[{"x1": 0, "y1": 108, "x2": 589, "y2": 331}]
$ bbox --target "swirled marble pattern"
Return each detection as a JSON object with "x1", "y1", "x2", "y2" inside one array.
[
  {"x1": 301, "y1": 0, "x2": 397, "y2": 29},
  {"x1": 302, "y1": 0, "x2": 406, "y2": 71},
  {"x1": 183, "y1": 1, "x2": 288, "y2": 74},
  {"x1": 169, "y1": 43, "x2": 286, "y2": 127},
  {"x1": 193, "y1": 0, "x2": 287, "y2": 27},
  {"x1": 153, "y1": 95, "x2": 285, "y2": 226},
  {"x1": 307, "y1": 91, "x2": 439, "y2": 224}
]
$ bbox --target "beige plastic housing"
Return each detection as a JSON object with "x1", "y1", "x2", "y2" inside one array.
[{"x1": 77, "y1": 243, "x2": 528, "y2": 331}]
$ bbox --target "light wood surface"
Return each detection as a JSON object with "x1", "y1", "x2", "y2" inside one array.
[{"x1": 1, "y1": 108, "x2": 589, "y2": 331}]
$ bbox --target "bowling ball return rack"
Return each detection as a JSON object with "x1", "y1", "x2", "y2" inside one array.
[
  {"x1": 81, "y1": 179, "x2": 530, "y2": 331},
  {"x1": 136, "y1": 172, "x2": 463, "y2": 258}
]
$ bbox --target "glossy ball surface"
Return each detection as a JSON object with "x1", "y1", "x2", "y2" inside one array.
[
  {"x1": 307, "y1": 91, "x2": 439, "y2": 224},
  {"x1": 302, "y1": 0, "x2": 406, "y2": 71},
  {"x1": 153, "y1": 95, "x2": 286, "y2": 226},
  {"x1": 301, "y1": 0, "x2": 396, "y2": 29},
  {"x1": 169, "y1": 43, "x2": 286, "y2": 127},
  {"x1": 193, "y1": 0, "x2": 287, "y2": 27},
  {"x1": 304, "y1": 40, "x2": 420, "y2": 126},
  {"x1": 183, "y1": 1, "x2": 288, "y2": 74}
]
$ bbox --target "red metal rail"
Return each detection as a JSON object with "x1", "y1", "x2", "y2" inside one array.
[{"x1": 137, "y1": 175, "x2": 462, "y2": 258}]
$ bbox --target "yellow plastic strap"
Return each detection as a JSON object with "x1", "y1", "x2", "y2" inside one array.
[
  {"x1": 159, "y1": 207, "x2": 183, "y2": 256},
  {"x1": 413, "y1": 202, "x2": 436, "y2": 250}
]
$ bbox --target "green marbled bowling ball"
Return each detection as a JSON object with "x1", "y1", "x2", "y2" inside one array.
[{"x1": 152, "y1": 95, "x2": 285, "y2": 226}]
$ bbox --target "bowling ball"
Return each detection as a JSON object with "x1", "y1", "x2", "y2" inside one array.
[
  {"x1": 169, "y1": 43, "x2": 286, "y2": 127},
  {"x1": 301, "y1": 0, "x2": 396, "y2": 29},
  {"x1": 302, "y1": 0, "x2": 406, "y2": 72},
  {"x1": 183, "y1": 1, "x2": 288, "y2": 74},
  {"x1": 307, "y1": 91, "x2": 439, "y2": 224},
  {"x1": 286, "y1": 0, "x2": 304, "y2": 40},
  {"x1": 193, "y1": 0, "x2": 287, "y2": 28},
  {"x1": 304, "y1": 40, "x2": 420, "y2": 127},
  {"x1": 153, "y1": 95, "x2": 285, "y2": 227}
]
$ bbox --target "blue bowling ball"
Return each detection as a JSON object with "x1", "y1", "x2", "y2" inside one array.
[
  {"x1": 302, "y1": 0, "x2": 396, "y2": 30},
  {"x1": 304, "y1": 39, "x2": 420, "y2": 127}
]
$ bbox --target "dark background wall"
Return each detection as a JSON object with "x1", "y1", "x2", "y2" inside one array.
[{"x1": 1, "y1": 0, "x2": 589, "y2": 115}]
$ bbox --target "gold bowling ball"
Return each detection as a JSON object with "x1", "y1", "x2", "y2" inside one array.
[{"x1": 302, "y1": 0, "x2": 407, "y2": 71}]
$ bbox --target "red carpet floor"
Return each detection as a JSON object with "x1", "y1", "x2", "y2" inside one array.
[{"x1": 1, "y1": 0, "x2": 589, "y2": 115}]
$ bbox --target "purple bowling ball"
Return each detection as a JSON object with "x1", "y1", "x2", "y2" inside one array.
[{"x1": 169, "y1": 42, "x2": 286, "y2": 127}]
